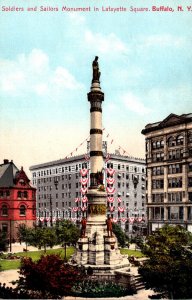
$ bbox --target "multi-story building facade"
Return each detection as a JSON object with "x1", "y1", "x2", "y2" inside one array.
[
  {"x1": 30, "y1": 148, "x2": 146, "y2": 235},
  {"x1": 142, "y1": 113, "x2": 192, "y2": 233},
  {"x1": 0, "y1": 159, "x2": 36, "y2": 245}
]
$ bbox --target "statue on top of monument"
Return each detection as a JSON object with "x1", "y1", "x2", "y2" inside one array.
[{"x1": 92, "y1": 56, "x2": 101, "y2": 83}]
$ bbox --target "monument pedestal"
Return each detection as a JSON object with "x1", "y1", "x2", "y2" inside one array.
[{"x1": 72, "y1": 189, "x2": 130, "y2": 274}]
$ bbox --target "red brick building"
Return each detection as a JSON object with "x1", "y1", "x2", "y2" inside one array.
[{"x1": 0, "y1": 159, "x2": 36, "y2": 244}]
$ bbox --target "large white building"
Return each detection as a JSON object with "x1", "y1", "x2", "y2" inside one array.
[
  {"x1": 142, "y1": 113, "x2": 192, "y2": 233},
  {"x1": 30, "y1": 147, "x2": 146, "y2": 235}
]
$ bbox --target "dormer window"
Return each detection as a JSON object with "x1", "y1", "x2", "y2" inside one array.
[{"x1": 19, "y1": 179, "x2": 25, "y2": 186}]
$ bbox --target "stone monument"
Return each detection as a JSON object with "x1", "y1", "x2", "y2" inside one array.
[{"x1": 73, "y1": 57, "x2": 129, "y2": 275}]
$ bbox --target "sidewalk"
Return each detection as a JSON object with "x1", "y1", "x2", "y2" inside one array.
[{"x1": 5, "y1": 242, "x2": 62, "y2": 253}]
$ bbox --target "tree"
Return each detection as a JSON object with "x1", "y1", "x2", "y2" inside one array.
[
  {"x1": 17, "y1": 224, "x2": 34, "y2": 250},
  {"x1": 17, "y1": 254, "x2": 84, "y2": 297},
  {"x1": 112, "y1": 223, "x2": 129, "y2": 247},
  {"x1": 31, "y1": 227, "x2": 57, "y2": 253},
  {"x1": 0, "y1": 230, "x2": 8, "y2": 252},
  {"x1": 139, "y1": 225, "x2": 192, "y2": 299},
  {"x1": 55, "y1": 220, "x2": 80, "y2": 260}
]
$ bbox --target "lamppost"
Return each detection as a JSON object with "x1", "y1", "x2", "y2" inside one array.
[
  {"x1": 49, "y1": 195, "x2": 53, "y2": 227},
  {"x1": 9, "y1": 219, "x2": 12, "y2": 252}
]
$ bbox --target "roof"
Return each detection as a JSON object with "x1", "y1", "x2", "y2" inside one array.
[
  {"x1": 0, "y1": 160, "x2": 19, "y2": 187},
  {"x1": 29, "y1": 153, "x2": 145, "y2": 171},
  {"x1": 0, "y1": 160, "x2": 31, "y2": 188},
  {"x1": 141, "y1": 113, "x2": 192, "y2": 135}
]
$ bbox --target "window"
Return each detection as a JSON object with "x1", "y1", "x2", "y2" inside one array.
[
  {"x1": 2, "y1": 205, "x2": 8, "y2": 216},
  {"x1": 152, "y1": 139, "x2": 164, "y2": 149},
  {"x1": 168, "y1": 149, "x2": 183, "y2": 160},
  {"x1": 17, "y1": 191, "x2": 22, "y2": 198},
  {"x1": 20, "y1": 205, "x2": 26, "y2": 216},
  {"x1": 168, "y1": 164, "x2": 182, "y2": 174},
  {"x1": 176, "y1": 135, "x2": 184, "y2": 145},
  {"x1": 152, "y1": 166, "x2": 164, "y2": 175},
  {"x1": 188, "y1": 132, "x2": 192, "y2": 144},
  {"x1": 188, "y1": 177, "x2": 192, "y2": 188},
  {"x1": 189, "y1": 163, "x2": 192, "y2": 172},
  {"x1": 24, "y1": 191, "x2": 28, "y2": 198},
  {"x1": 152, "y1": 152, "x2": 164, "y2": 162},
  {"x1": 107, "y1": 163, "x2": 113, "y2": 168},
  {"x1": 152, "y1": 194, "x2": 164, "y2": 203},
  {"x1": 2, "y1": 224, "x2": 8, "y2": 233},
  {"x1": 168, "y1": 177, "x2": 182, "y2": 188},
  {"x1": 152, "y1": 179, "x2": 164, "y2": 189},
  {"x1": 189, "y1": 192, "x2": 192, "y2": 202},
  {"x1": 168, "y1": 192, "x2": 182, "y2": 202},
  {"x1": 168, "y1": 136, "x2": 176, "y2": 147}
]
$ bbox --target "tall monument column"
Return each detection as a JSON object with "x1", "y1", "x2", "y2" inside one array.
[
  {"x1": 88, "y1": 56, "x2": 104, "y2": 188},
  {"x1": 73, "y1": 57, "x2": 129, "y2": 273}
]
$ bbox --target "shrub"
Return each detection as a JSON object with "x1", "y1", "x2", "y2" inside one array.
[
  {"x1": 17, "y1": 254, "x2": 84, "y2": 297},
  {"x1": 72, "y1": 280, "x2": 134, "y2": 297}
]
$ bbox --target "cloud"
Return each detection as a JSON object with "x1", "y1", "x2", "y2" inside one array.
[
  {"x1": 122, "y1": 92, "x2": 152, "y2": 115},
  {"x1": 0, "y1": 49, "x2": 84, "y2": 99},
  {"x1": 84, "y1": 30, "x2": 128, "y2": 54},
  {"x1": 147, "y1": 84, "x2": 192, "y2": 112},
  {"x1": 139, "y1": 34, "x2": 185, "y2": 49}
]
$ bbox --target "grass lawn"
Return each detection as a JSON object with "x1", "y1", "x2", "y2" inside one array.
[
  {"x1": 120, "y1": 248, "x2": 145, "y2": 258},
  {"x1": 0, "y1": 247, "x2": 75, "y2": 271},
  {"x1": 0, "y1": 247, "x2": 144, "y2": 271}
]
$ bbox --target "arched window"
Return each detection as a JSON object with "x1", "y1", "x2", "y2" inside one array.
[
  {"x1": 168, "y1": 136, "x2": 176, "y2": 147},
  {"x1": 20, "y1": 205, "x2": 26, "y2": 216},
  {"x1": 176, "y1": 135, "x2": 184, "y2": 145},
  {"x1": 160, "y1": 140, "x2": 164, "y2": 147},
  {"x1": 2, "y1": 205, "x2": 8, "y2": 216},
  {"x1": 152, "y1": 141, "x2": 156, "y2": 149}
]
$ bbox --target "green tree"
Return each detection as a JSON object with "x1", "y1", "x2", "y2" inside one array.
[
  {"x1": 112, "y1": 223, "x2": 129, "y2": 247},
  {"x1": 139, "y1": 225, "x2": 192, "y2": 299},
  {"x1": 17, "y1": 224, "x2": 34, "y2": 250},
  {"x1": 0, "y1": 230, "x2": 8, "y2": 252},
  {"x1": 31, "y1": 227, "x2": 57, "y2": 253},
  {"x1": 55, "y1": 220, "x2": 80, "y2": 260}
]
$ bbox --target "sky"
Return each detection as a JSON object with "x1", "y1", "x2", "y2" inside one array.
[{"x1": 0, "y1": 0, "x2": 192, "y2": 177}]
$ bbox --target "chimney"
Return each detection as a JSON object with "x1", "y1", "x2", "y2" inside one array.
[{"x1": 3, "y1": 159, "x2": 9, "y2": 164}]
